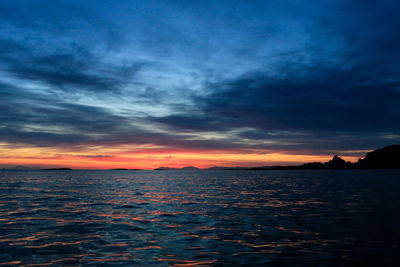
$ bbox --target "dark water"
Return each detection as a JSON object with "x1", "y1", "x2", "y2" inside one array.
[{"x1": 0, "y1": 170, "x2": 399, "y2": 266}]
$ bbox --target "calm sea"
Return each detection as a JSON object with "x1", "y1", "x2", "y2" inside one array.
[{"x1": 0, "y1": 170, "x2": 399, "y2": 266}]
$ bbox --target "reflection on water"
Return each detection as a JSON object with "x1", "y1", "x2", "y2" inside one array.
[{"x1": 0, "y1": 170, "x2": 400, "y2": 265}]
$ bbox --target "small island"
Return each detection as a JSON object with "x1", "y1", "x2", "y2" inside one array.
[{"x1": 44, "y1": 168, "x2": 73, "y2": 170}]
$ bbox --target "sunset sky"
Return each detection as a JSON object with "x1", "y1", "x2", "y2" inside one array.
[{"x1": 1, "y1": 0, "x2": 399, "y2": 169}]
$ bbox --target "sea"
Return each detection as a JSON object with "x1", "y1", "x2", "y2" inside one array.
[{"x1": 0, "y1": 170, "x2": 399, "y2": 266}]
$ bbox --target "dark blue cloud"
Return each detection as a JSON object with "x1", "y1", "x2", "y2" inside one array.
[
  {"x1": 0, "y1": 38, "x2": 145, "y2": 93},
  {"x1": 0, "y1": 0, "x2": 399, "y2": 156}
]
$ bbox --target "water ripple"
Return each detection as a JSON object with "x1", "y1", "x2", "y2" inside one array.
[{"x1": 1, "y1": 170, "x2": 400, "y2": 265}]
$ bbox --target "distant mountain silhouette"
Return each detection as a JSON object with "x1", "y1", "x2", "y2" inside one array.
[
  {"x1": 205, "y1": 167, "x2": 229, "y2": 170},
  {"x1": 181, "y1": 166, "x2": 200, "y2": 170},
  {"x1": 111, "y1": 168, "x2": 141, "y2": 170},
  {"x1": 154, "y1": 166, "x2": 200, "y2": 170},
  {"x1": 44, "y1": 168, "x2": 72, "y2": 170},
  {"x1": 154, "y1": 167, "x2": 179, "y2": 170}
]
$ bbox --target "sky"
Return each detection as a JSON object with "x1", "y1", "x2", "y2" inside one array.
[{"x1": 0, "y1": 0, "x2": 399, "y2": 169}]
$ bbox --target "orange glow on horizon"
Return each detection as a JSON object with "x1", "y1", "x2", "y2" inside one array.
[{"x1": 0, "y1": 143, "x2": 360, "y2": 169}]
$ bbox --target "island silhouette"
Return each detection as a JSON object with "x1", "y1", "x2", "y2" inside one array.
[{"x1": 250, "y1": 145, "x2": 400, "y2": 170}]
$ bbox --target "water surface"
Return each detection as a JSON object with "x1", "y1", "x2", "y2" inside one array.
[{"x1": 0, "y1": 170, "x2": 399, "y2": 265}]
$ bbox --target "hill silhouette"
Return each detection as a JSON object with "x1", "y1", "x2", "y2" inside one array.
[
  {"x1": 269, "y1": 145, "x2": 400, "y2": 170},
  {"x1": 356, "y1": 145, "x2": 400, "y2": 169}
]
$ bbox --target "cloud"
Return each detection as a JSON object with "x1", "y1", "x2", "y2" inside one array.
[
  {"x1": 0, "y1": 82, "x2": 251, "y2": 151},
  {"x1": 154, "y1": 61, "x2": 400, "y2": 132},
  {"x1": 0, "y1": 0, "x2": 399, "y2": 158},
  {"x1": 149, "y1": 0, "x2": 400, "y2": 152},
  {"x1": 0, "y1": 39, "x2": 146, "y2": 93}
]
